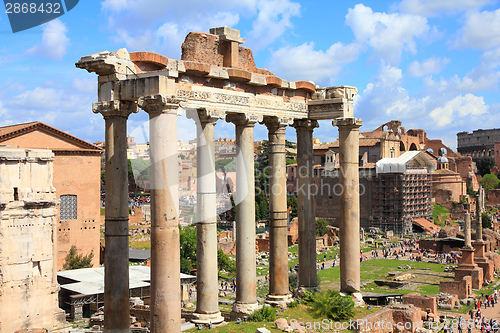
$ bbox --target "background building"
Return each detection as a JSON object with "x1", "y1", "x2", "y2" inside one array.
[
  {"x1": 457, "y1": 128, "x2": 500, "y2": 162},
  {"x1": 0, "y1": 122, "x2": 102, "y2": 269}
]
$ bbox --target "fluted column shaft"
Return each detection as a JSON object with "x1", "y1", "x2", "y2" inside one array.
[
  {"x1": 266, "y1": 118, "x2": 290, "y2": 304},
  {"x1": 93, "y1": 100, "x2": 137, "y2": 333},
  {"x1": 294, "y1": 119, "x2": 318, "y2": 291},
  {"x1": 334, "y1": 117, "x2": 362, "y2": 294},
  {"x1": 190, "y1": 110, "x2": 224, "y2": 324},
  {"x1": 139, "y1": 95, "x2": 181, "y2": 333}
]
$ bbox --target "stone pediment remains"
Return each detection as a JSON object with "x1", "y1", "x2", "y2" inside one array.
[{"x1": 76, "y1": 27, "x2": 356, "y2": 122}]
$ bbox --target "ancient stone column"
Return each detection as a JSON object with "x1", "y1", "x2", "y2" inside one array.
[
  {"x1": 138, "y1": 95, "x2": 181, "y2": 333},
  {"x1": 476, "y1": 186, "x2": 484, "y2": 241},
  {"x1": 333, "y1": 117, "x2": 363, "y2": 294},
  {"x1": 464, "y1": 213, "x2": 472, "y2": 248},
  {"x1": 188, "y1": 109, "x2": 224, "y2": 325},
  {"x1": 227, "y1": 113, "x2": 260, "y2": 317},
  {"x1": 293, "y1": 119, "x2": 319, "y2": 292},
  {"x1": 476, "y1": 186, "x2": 483, "y2": 241},
  {"x1": 265, "y1": 117, "x2": 292, "y2": 305},
  {"x1": 93, "y1": 100, "x2": 137, "y2": 333}
]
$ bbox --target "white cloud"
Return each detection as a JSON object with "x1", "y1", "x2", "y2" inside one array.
[
  {"x1": 72, "y1": 77, "x2": 97, "y2": 94},
  {"x1": 407, "y1": 57, "x2": 450, "y2": 77},
  {"x1": 429, "y1": 94, "x2": 488, "y2": 126},
  {"x1": 457, "y1": 9, "x2": 500, "y2": 49},
  {"x1": 345, "y1": 4, "x2": 429, "y2": 65},
  {"x1": 398, "y1": 0, "x2": 492, "y2": 16},
  {"x1": 355, "y1": 63, "x2": 427, "y2": 125},
  {"x1": 26, "y1": 19, "x2": 69, "y2": 60},
  {"x1": 246, "y1": 0, "x2": 301, "y2": 50},
  {"x1": 267, "y1": 41, "x2": 361, "y2": 84}
]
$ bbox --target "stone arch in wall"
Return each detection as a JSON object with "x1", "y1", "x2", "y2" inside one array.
[
  {"x1": 409, "y1": 143, "x2": 418, "y2": 151},
  {"x1": 400, "y1": 142, "x2": 406, "y2": 152}
]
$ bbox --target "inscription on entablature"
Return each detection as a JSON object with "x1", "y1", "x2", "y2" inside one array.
[{"x1": 177, "y1": 89, "x2": 306, "y2": 113}]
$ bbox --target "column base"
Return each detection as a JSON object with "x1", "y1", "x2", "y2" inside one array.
[
  {"x1": 191, "y1": 311, "x2": 225, "y2": 325},
  {"x1": 230, "y1": 302, "x2": 259, "y2": 320},
  {"x1": 265, "y1": 294, "x2": 293, "y2": 307}
]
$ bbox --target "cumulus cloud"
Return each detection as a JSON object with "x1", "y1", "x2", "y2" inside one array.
[
  {"x1": 398, "y1": 0, "x2": 492, "y2": 16},
  {"x1": 345, "y1": 4, "x2": 429, "y2": 65},
  {"x1": 355, "y1": 63, "x2": 427, "y2": 127},
  {"x1": 267, "y1": 41, "x2": 361, "y2": 85},
  {"x1": 457, "y1": 9, "x2": 500, "y2": 49},
  {"x1": 26, "y1": 19, "x2": 69, "y2": 60},
  {"x1": 246, "y1": 0, "x2": 301, "y2": 50},
  {"x1": 429, "y1": 94, "x2": 488, "y2": 126},
  {"x1": 72, "y1": 77, "x2": 97, "y2": 94},
  {"x1": 407, "y1": 57, "x2": 450, "y2": 77},
  {"x1": 3, "y1": 83, "x2": 103, "y2": 142}
]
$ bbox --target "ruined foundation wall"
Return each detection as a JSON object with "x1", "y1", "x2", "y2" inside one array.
[{"x1": 0, "y1": 148, "x2": 64, "y2": 333}]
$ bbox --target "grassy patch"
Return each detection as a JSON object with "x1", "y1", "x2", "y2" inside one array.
[{"x1": 433, "y1": 203, "x2": 449, "y2": 226}]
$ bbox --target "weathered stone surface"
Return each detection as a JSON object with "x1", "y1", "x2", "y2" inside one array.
[
  {"x1": 0, "y1": 148, "x2": 64, "y2": 332},
  {"x1": 275, "y1": 318, "x2": 288, "y2": 330},
  {"x1": 256, "y1": 328, "x2": 271, "y2": 333}
]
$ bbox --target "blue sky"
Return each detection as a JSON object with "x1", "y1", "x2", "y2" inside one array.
[{"x1": 1, "y1": 0, "x2": 500, "y2": 149}]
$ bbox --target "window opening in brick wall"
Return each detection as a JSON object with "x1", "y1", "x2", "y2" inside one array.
[{"x1": 60, "y1": 194, "x2": 77, "y2": 220}]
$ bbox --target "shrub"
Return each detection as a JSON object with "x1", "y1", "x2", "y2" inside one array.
[
  {"x1": 248, "y1": 306, "x2": 276, "y2": 322},
  {"x1": 289, "y1": 272, "x2": 297, "y2": 291},
  {"x1": 308, "y1": 289, "x2": 354, "y2": 320},
  {"x1": 288, "y1": 300, "x2": 299, "y2": 308},
  {"x1": 63, "y1": 245, "x2": 94, "y2": 270}
]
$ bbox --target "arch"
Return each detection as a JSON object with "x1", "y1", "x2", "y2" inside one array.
[
  {"x1": 410, "y1": 143, "x2": 418, "y2": 151},
  {"x1": 426, "y1": 148, "x2": 434, "y2": 154},
  {"x1": 400, "y1": 142, "x2": 406, "y2": 152},
  {"x1": 439, "y1": 147, "x2": 447, "y2": 156}
]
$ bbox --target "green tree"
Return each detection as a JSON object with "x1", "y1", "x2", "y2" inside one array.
[
  {"x1": 287, "y1": 196, "x2": 298, "y2": 219},
  {"x1": 255, "y1": 201, "x2": 261, "y2": 221},
  {"x1": 179, "y1": 225, "x2": 197, "y2": 274},
  {"x1": 316, "y1": 218, "x2": 329, "y2": 237},
  {"x1": 215, "y1": 159, "x2": 236, "y2": 172},
  {"x1": 477, "y1": 156, "x2": 496, "y2": 176},
  {"x1": 480, "y1": 174, "x2": 500, "y2": 191},
  {"x1": 217, "y1": 248, "x2": 235, "y2": 273},
  {"x1": 63, "y1": 245, "x2": 94, "y2": 270},
  {"x1": 466, "y1": 182, "x2": 476, "y2": 197},
  {"x1": 259, "y1": 199, "x2": 269, "y2": 221},
  {"x1": 482, "y1": 212, "x2": 493, "y2": 229}
]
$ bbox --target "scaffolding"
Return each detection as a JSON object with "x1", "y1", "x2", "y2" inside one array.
[{"x1": 372, "y1": 167, "x2": 432, "y2": 234}]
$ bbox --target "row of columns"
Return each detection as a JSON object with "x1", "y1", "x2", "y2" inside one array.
[{"x1": 94, "y1": 95, "x2": 362, "y2": 332}]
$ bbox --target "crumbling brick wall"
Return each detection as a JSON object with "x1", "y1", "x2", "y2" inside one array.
[
  {"x1": 356, "y1": 305, "x2": 422, "y2": 333},
  {"x1": 402, "y1": 293, "x2": 437, "y2": 315}
]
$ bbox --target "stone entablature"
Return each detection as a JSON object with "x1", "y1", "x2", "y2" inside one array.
[
  {"x1": 76, "y1": 28, "x2": 355, "y2": 122},
  {"x1": 0, "y1": 148, "x2": 64, "y2": 333}
]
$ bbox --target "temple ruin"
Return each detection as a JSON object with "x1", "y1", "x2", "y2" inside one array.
[{"x1": 77, "y1": 27, "x2": 362, "y2": 332}]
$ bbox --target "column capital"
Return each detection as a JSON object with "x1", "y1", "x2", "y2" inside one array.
[
  {"x1": 92, "y1": 100, "x2": 138, "y2": 118},
  {"x1": 186, "y1": 108, "x2": 224, "y2": 124},
  {"x1": 138, "y1": 94, "x2": 185, "y2": 114},
  {"x1": 226, "y1": 113, "x2": 262, "y2": 125},
  {"x1": 332, "y1": 117, "x2": 362, "y2": 128},
  {"x1": 263, "y1": 116, "x2": 293, "y2": 130},
  {"x1": 292, "y1": 119, "x2": 319, "y2": 130}
]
